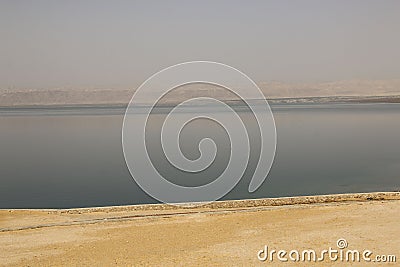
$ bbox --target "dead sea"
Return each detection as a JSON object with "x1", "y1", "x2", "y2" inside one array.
[{"x1": 1, "y1": 103, "x2": 400, "y2": 208}]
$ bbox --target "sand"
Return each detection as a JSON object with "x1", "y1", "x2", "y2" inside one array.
[{"x1": 0, "y1": 192, "x2": 399, "y2": 266}]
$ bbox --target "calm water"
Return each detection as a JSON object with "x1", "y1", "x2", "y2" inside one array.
[{"x1": 1, "y1": 103, "x2": 399, "y2": 208}]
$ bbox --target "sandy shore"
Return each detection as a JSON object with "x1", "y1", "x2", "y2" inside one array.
[{"x1": 1, "y1": 192, "x2": 399, "y2": 266}]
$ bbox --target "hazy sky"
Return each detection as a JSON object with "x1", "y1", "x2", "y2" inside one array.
[{"x1": 1, "y1": 0, "x2": 399, "y2": 89}]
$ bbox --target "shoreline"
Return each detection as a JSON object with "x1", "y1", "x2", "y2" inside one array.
[
  {"x1": 1, "y1": 192, "x2": 399, "y2": 232},
  {"x1": 1, "y1": 192, "x2": 399, "y2": 215},
  {"x1": 37, "y1": 191, "x2": 400, "y2": 213},
  {"x1": 2, "y1": 192, "x2": 399, "y2": 215}
]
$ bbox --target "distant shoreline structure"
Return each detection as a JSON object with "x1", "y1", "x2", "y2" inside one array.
[{"x1": 1, "y1": 94, "x2": 400, "y2": 109}]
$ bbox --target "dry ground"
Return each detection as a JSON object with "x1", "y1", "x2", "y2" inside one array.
[{"x1": 0, "y1": 193, "x2": 399, "y2": 266}]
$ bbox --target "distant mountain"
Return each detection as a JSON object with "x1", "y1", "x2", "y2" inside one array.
[
  {"x1": 258, "y1": 80, "x2": 400, "y2": 98},
  {"x1": 1, "y1": 80, "x2": 399, "y2": 107},
  {"x1": 0, "y1": 89, "x2": 132, "y2": 107}
]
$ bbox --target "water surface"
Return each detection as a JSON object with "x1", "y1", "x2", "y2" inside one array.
[{"x1": 1, "y1": 103, "x2": 399, "y2": 208}]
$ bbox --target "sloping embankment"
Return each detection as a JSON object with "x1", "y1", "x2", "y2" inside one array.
[{"x1": 1, "y1": 192, "x2": 399, "y2": 233}]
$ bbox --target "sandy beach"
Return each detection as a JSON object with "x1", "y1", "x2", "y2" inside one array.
[{"x1": 1, "y1": 192, "x2": 399, "y2": 266}]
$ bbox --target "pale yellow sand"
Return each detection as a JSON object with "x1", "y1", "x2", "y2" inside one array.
[{"x1": 0, "y1": 192, "x2": 399, "y2": 266}]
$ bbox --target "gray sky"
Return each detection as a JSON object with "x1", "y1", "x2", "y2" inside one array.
[{"x1": 0, "y1": 0, "x2": 399, "y2": 89}]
